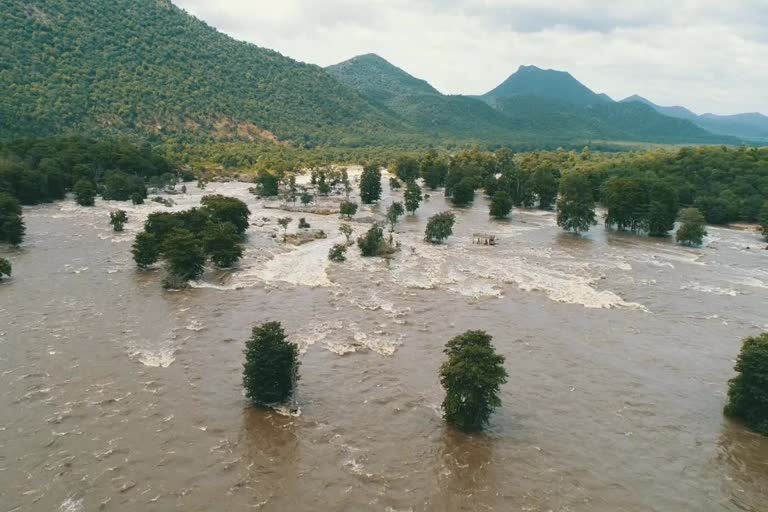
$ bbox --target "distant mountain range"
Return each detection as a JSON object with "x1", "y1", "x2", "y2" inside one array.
[
  {"x1": 0, "y1": 0, "x2": 756, "y2": 147},
  {"x1": 327, "y1": 56, "x2": 729, "y2": 145},
  {"x1": 620, "y1": 95, "x2": 768, "y2": 141}
]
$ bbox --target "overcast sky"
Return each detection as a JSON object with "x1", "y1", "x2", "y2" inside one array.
[{"x1": 174, "y1": 0, "x2": 768, "y2": 115}]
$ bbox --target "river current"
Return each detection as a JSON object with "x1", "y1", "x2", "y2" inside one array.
[{"x1": 1, "y1": 171, "x2": 767, "y2": 511}]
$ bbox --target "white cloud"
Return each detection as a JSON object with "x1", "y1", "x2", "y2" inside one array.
[{"x1": 174, "y1": 0, "x2": 768, "y2": 114}]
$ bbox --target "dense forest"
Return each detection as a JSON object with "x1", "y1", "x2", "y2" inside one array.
[{"x1": 0, "y1": 0, "x2": 415, "y2": 147}]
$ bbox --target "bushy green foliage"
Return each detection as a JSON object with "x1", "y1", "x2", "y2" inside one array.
[
  {"x1": 161, "y1": 228, "x2": 206, "y2": 280},
  {"x1": 132, "y1": 232, "x2": 160, "y2": 269},
  {"x1": 557, "y1": 172, "x2": 596, "y2": 233},
  {"x1": 489, "y1": 191, "x2": 513, "y2": 219},
  {"x1": 0, "y1": 257, "x2": 11, "y2": 279},
  {"x1": 0, "y1": 193, "x2": 25, "y2": 246},
  {"x1": 451, "y1": 179, "x2": 475, "y2": 207},
  {"x1": 73, "y1": 180, "x2": 96, "y2": 206},
  {"x1": 200, "y1": 195, "x2": 251, "y2": 236},
  {"x1": 131, "y1": 192, "x2": 145, "y2": 205},
  {"x1": 357, "y1": 223, "x2": 387, "y2": 257},
  {"x1": 420, "y1": 150, "x2": 448, "y2": 189},
  {"x1": 724, "y1": 333, "x2": 768, "y2": 435},
  {"x1": 103, "y1": 171, "x2": 147, "y2": 201},
  {"x1": 425, "y1": 212, "x2": 456, "y2": 244},
  {"x1": 340, "y1": 201, "x2": 358, "y2": 218},
  {"x1": 360, "y1": 165, "x2": 382, "y2": 204},
  {"x1": 404, "y1": 182, "x2": 422, "y2": 214},
  {"x1": 676, "y1": 208, "x2": 707, "y2": 246},
  {"x1": 328, "y1": 243, "x2": 348, "y2": 262},
  {"x1": 392, "y1": 155, "x2": 420, "y2": 183},
  {"x1": 109, "y1": 210, "x2": 128, "y2": 231},
  {"x1": 255, "y1": 171, "x2": 279, "y2": 197},
  {"x1": 440, "y1": 330, "x2": 508, "y2": 432},
  {"x1": 203, "y1": 222, "x2": 244, "y2": 268},
  {"x1": 243, "y1": 322, "x2": 300, "y2": 406},
  {"x1": 389, "y1": 177, "x2": 402, "y2": 190}
]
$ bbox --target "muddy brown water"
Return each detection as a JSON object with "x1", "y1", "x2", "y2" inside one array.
[{"x1": 1, "y1": 175, "x2": 767, "y2": 511}]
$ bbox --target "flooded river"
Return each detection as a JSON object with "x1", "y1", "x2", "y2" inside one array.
[{"x1": 1, "y1": 172, "x2": 767, "y2": 511}]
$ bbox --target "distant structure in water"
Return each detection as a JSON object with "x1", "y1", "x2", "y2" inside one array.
[{"x1": 473, "y1": 233, "x2": 497, "y2": 246}]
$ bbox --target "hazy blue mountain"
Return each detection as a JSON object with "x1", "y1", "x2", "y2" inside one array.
[{"x1": 621, "y1": 95, "x2": 768, "y2": 141}]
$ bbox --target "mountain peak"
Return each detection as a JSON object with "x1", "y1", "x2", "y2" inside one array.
[
  {"x1": 483, "y1": 65, "x2": 610, "y2": 106},
  {"x1": 326, "y1": 54, "x2": 440, "y2": 102}
]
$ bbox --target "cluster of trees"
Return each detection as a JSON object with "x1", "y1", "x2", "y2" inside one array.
[
  {"x1": 0, "y1": 137, "x2": 173, "y2": 206},
  {"x1": 724, "y1": 333, "x2": 768, "y2": 436},
  {"x1": 131, "y1": 195, "x2": 250, "y2": 287},
  {"x1": 243, "y1": 322, "x2": 507, "y2": 432}
]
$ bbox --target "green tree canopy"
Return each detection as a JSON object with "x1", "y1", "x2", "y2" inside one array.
[
  {"x1": 556, "y1": 172, "x2": 596, "y2": 234},
  {"x1": 425, "y1": 212, "x2": 456, "y2": 244},
  {"x1": 724, "y1": 333, "x2": 768, "y2": 435},
  {"x1": 360, "y1": 164, "x2": 383, "y2": 204},
  {"x1": 73, "y1": 179, "x2": 96, "y2": 207},
  {"x1": 0, "y1": 193, "x2": 25, "y2": 246},
  {"x1": 243, "y1": 322, "x2": 300, "y2": 406},
  {"x1": 489, "y1": 191, "x2": 513, "y2": 219},
  {"x1": 676, "y1": 208, "x2": 707, "y2": 247},
  {"x1": 404, "y1": 182, "x2": 422, "y2": 214},
  {"x1": 203, "y1": 222, "x2": 244, "y2": 268},
  {"x1": 440, "y1": 330, "x2": 508, "y2": 432}
]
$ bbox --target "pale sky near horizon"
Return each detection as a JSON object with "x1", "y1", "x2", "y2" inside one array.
[{"x1": 174, "y1": 0, "x2": 768, "y2": 116}]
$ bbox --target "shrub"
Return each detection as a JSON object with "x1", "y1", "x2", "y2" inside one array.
[
  {"x1": 109, "y1": 210, "x2": 128, "y2": 231},
  {"x1": 73, "y1": 179, "x2": 96, "y2": 206},
  {"x1": 0, "y1": 257, "x2": 11, "y2": 279},
  {"x1": 132, "y1": 232, "x2": 159, "y2": 269},
  {"x1": 724, "y1": 333, "x2": 768, "y2": 435},
  {"x1": 340, "y1": 201, "x2": 358, "y2": 219},
  {"x1": 451, "y1": 178, "x2": 475, "y2": 207},
  {"x1": 328, "y1": 243, "x2": 347, "y2": 262},
  {"x1": 357, "y1": 223, "x2": 386, "y2": 257}
]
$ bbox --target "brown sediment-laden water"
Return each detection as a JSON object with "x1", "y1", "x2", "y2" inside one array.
[{"x1": 1, "y1": 172, "x2": 767, "y2": 511}]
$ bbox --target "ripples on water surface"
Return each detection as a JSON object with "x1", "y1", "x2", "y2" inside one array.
[{"x1": 1, "y1": 173, "x2": 767, "y2": 511}]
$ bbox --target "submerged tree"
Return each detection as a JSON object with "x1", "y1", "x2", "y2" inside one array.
[
  {"x1": 676, "y1": 208, "x2": 707, "y2": 246},
  {"x1": 277, "y1": 217, "x2": 292, "y2": 241},
  {"x1": 132, "y1": 232, "x2": 159, "y2": 269},
  {"x1": 339, "y1": 223, "x2": 353, "y2": 243},
  {"x1": 724, "y1": 333, "x2": 768, "y2": 435},
  {"x1": 425, "y1": 212, "x2": 456, "y2": 244},
  {"x1": 203, "y1": 222, "x2": 244, "y2": 268},
  {"x1": 360, "y1": 164, "x2": 382, "y2": 204},
  {"x1": 357, "y1": 223, "x2": 386, "y2": 257},
  {"x1": 328, "y1": 243, "x2": 347, "y2": 262},
  {"x1": 73, "y1": 179, "x2": 96, "y2": 206},
  {"x1": 489, "y1": 191, "x2": 512, "y2": 219},
  {"x1": 0, "y1": 193, "x2": 25, "y2": 246},
  {"x1": 556, "y1": 171, "x2": 596, "y2": 234},
  {"x1": 0, "y1": 257, "x2": 11, "y2": 279},
  {"x1": 301, "y1": 191, "x2": 313, "y2": 206},
  {"x1": 243, "y1": 321, "x2": 300, "y2": 406},
  {"x1": 440, "y1": 330, "x2": 508, "y2": 432},
  {"x1": 109, "y1": 210, "x2": 128, "y2": 232},
  {"x1": 404, "y1": 182, "x2": 422, "y2": 215},
  {"x1": 131, "y1": 192, "x2": 145, "y2": 205},
  {"x1": 451, "y1": 178, "x2": 475, "y2": 207},
  {"x1": 392, "y1": 155, "x2": 420, "y2": 183},
  {"x1": 201, "y1": 195, "x2": 251, "y2": 236},
  {"x1": 340, "y1": 201, "x2": 358, "y2": 219},
  {"x1": 386, "y1": 201, "x2": 405, "y2": 232},
  {"x1": 389, "y1": 177, "x2": 402, "y2": 191}
]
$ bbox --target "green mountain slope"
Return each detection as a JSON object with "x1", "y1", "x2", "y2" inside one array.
[{"x1": 0, "y1": 0, "x2": 414, "y2": 146}]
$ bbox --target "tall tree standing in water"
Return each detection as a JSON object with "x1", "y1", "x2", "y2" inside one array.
[
  {"x1": 404, "y1": 182, "x2": 422, "y2": 215},
  {"x1": 440, "y1": 330, "x2": 507, "y2": 432},
  {"x1": 556, "y1": 172, "x2": 596, "y2": 234},
  {"x1": 360, "y1": 164, "x2": 382, "y2": 204},
  {"x1": 243, "y1": 322, "x2": 300, "y2": 406},
  {"x1": 0, "y1": 193, "x2": 25, "y2": 246}
]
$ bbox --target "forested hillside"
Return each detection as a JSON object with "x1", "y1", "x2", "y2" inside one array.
[{"x1": 0, "y1": 0, "x2": 414, "y2": 146}]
